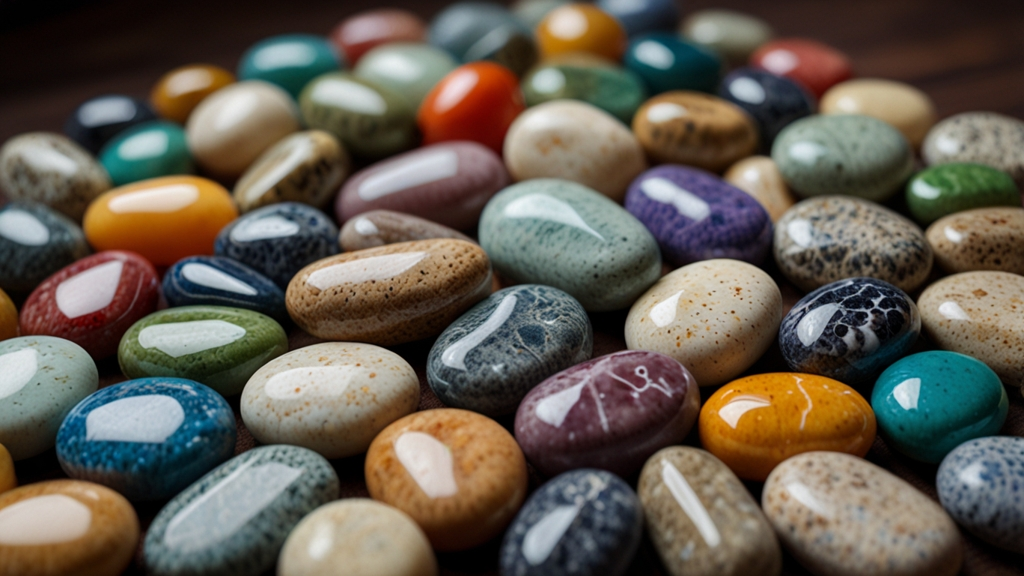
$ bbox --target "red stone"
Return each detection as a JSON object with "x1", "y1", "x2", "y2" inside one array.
[
  {"x1": 750, "y1": 38, "x2": 853, "y2": 99},
  {"x1": 330, "y1": 9, "x2": 427, "y2": 65}
]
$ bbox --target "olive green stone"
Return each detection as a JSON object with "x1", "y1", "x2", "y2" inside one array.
[
  {"x1": 118, "y1": 305, "x2": 288, "y2": 397},
  {"x1": 523, "y1": 63, "x2": 648, "y2": 124},
  {"x1": 353, "y1": 43, "x2": 458, "y2": 110},
  {"x1": 906, "y1": 163, "x2": 1020, "y2": 226}
]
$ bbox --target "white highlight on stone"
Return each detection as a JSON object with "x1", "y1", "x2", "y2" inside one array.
[
  {"x1": 530, "y1": 68, "x2": 566, "y2": 94},
  {"x1": 785, "y1": 481, "x2": 832, "y2": 518},
  {"x1": 934, "y1": 134, "x2": 962, "y2": 155},
  {"x1": 23, "y1": 146, "x2": 80, "y2": 176},
  {"x1": 547, "y1": 8, "x2": 588, "y2": 39},
  {"x1": 118, "y1": 131, "x2": 169, "y2": 161},
  {"x1": 310, "y1": 78, "x2": 388, "y2": 115},
  {"x1": 108, "y1": 184, "x2": 200, "y2": 213},
  {"x1": 957, "y1": 461, "x2": 987, "y2": 489},
  {"x1": 264, "y1": 366, "x2": 366, "y2": 400},
  {"x1": 357, "y1": 149, "x2": 459, "y2": 201},
  {"x1": 522, "y1": 505, "x2": 579, "y2": 565},
  {"x1": 0, "y1": 348, "x2": 39, "y2": 400},
  {"x1": 0, "y1": 494, "x2": 92, "y2": 545},
  {"x1": 717, "y1": 394, "x2": 771, "y2": 429},
  {"x1": 241, "y1": 137, "x2": 315, "y2": 204},
  {"x1": 163, "y1": 461, "x2": 303, "y2": 552},
  {"x1": 367, "y1": 52, "x2": 424, "y2": 82},
  {"x1": 442, "y1": 294, "x2": 517, "y2": 371},
  {"x1": 634, "y1": 40, "x2": 675, "y2": 69},
  {"x1": 796, "y1": 302, "x2": 840, "y2": 347},
  {"x1": 432, "y1": 69, "x2": 478, "y2": 114},
  {"x1": 786, "y1": 218, "x2": 815, "y2": 248},
  {"x1": 504, "y1": 193, "x2": 604, "y2": 240},
  {"x1": 641, "y1": 178, "x2": 711, "y2": 222},
  {"x1": 353, "y1": 217, "x2": 379, "y2": 236},
  {"x1": 795, "y1": 378, "x2": 813, "y2": 432},
  {"x1": 661, "y1": 459, "x2": 720, "y2": 548},
  {"x1": 650, "y1": 289, "x2": 684, "y2": 328},
  {"x1": 788, "y1": 141, "x2": 829, "y2": 164},
  {"x1": 535, "y1": 381, "x2": 586, "y2": 428},
  {"x1": 213, "y1": 91, "x2": 259, "y2": 133},
  {"x1": 910, "y1": 179, "x2": 942, "y2": 200},
  {"x1": 181, "y1": 263, "x2": 258, "y2": 296},
  {"x1": 943, "y1": 226, "x2": 964, "y2": 243},
  {"x1": 761, "y1": 49, "x2": 798, "y2": 74},
  {"x1": 892, "y1": 377, "x2": 921, "y2": 411},
  {"x1": 230, "y1": 215, "x2": 301, "y2": 242},
  {"x1": 306, "y1": 521, "x2": 335, "y2": 561},
  {"x1": 85, "y1": 394, "x2": 186, "y2": 443},
  {"x1": 728, "y1": 77, "x2": 766, "y2": 104},
  {"x1": 138, "y1": 320, "x2": 247, "y2": 358},
  {"x1": 306, "y1": 252, "x2": 427, "y2": 290},
  {"x1": 253, "y1": 43, "x2": 317, "y2": 69},
  {"x1": 938, "y1": 301, "x2": 971, "y2": 321},
  {"x1": 55, "y1": 260, "x2": 124, "y2": 319},
  {"x1": 0, "y1": 209, "x2": 50, "y2": 246},
  {"x1": 646, "y1": 102, "x2": 687, "y2": 123},
  {"x1": 395, "y1": 432, "x2": 458, "y2": 499}
]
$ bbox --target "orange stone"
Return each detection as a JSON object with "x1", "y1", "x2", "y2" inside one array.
[
  {"x1": 536, "y1": 4, "x2": 628, "y2": 62},
  {"x1": 0, "y1": 445, "x2": 14, "y2": 494},
  {"x1": 150, "y1": 64, "x2": 235, "y2": 124},
  {"x1": 82, "y1": 175, "x2": 238, "y2": 266},
  {"x1": 0, "y1": 289, "x2": 16, "y2": 342},
  {"x1": 699, "y1": 373, "x2": 876, "y2": 481}
]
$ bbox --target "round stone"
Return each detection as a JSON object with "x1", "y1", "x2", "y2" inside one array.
[
  {"x1": 718, "y1": 67, "x2": 815, "y2": 151},
  {"x1": 723, "y1": 155, "x2": 798, "y2": 222},
  {"x1": 353, "y1": 43, "x2": 458, "y2": 110},
  {"x1": 64, "y1": 94, "x2": 159, "y2": 154},
  {"x1": 597, "y1": 0, "x2": 679, "y2": 36},
  {"x1": 521, "y1": 61, "x2": 648, "y2": 124},
  {"x1": 905, "y1": 163, "x2": 1020, "y2": 226},
  {"x1": 680, "y1": 9, "x2": 774, "y2": 65},
  {"x1": 150, "y1": 64, "x2": 235, "y2": 124},
  {"x1": 237, "y1": 34, "x2": 342, "y2": 98},
  {"x1": 338, "y1": 210, "x2": 474, "y2": 252},
  {"x1": 820, "y1": 79, "x2": 937, "y2": 149},
  {"x1": 162, "y1": 256, "x2": 288, "y2": 324},
  {"x1": 624, "y1": 34, "x2": 722, "y2": 94},
  {"x1": 926, "y1": 207, "x2": 1024, "y2": 275},
  {"x1": 512, "y1": 0, "x2": 569, "y2": 28},
  {"x1": 98, "y1": 120, "x2": 193, "y2": 186},
  {"x1": 751, "y1": 38, "x2": 853, "y2": 99},
  {"x1": 330, "y1": 9, "x2": 427, "y2": 65},
  {"x1": 427, "y1": 2, "x2": 537, "y2": 77},
  {"x1": 0, "y1": 202, "x2": 90, "y2": 295},
  {"x1": 536, "y1": 4, "x2": 627, "y2": 62},
  {"x1": 922, "y1": 111, "x2": 1024, "y2": 189}
]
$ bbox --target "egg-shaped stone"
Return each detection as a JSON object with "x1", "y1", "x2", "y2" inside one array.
[
  {"x1": 0, "y1": 201, "x2": 91, "y2": 294},
  {"x1": 0, "y1": 290, "x2": 15, "y2": 342},
  {"x1": 338, "y1": 210, "x2": 474, "y2": 252},
  {"x1": 624, "y1": 34, "x2": 722, "y2": 94},
  {"x1": 162, "y1": 256, "x2": 287, "y2": 323},
  {"x1": 512, "y1": 0, "x2": 568, "y2": 28},
  {"x1": 521, "y1": 62, "x2": 648, "y2": 124},
  {"x1": 598, "y1": 0, "x2": 678, "y2": 36},
  {"x1": 536, "y1": 4, "x2": 627, "y2": 62},
  {"x1": 330, "y1": 8, "x2": 427, "y2": 65},
  {"x1": 750, "y1": 38, "x2": 852, "y2": 99},
  {"x1": 922, "y1": 111, "x2": 1024, "y2": 190},
  {"x1": 353, "y1": 43, "x2": 458, "y2": 110},
  {"x1": 926, "y1": 207, "x2": 1024, "y2": 275},
  {"x1": 821, "y1": 79, "x2": 937, "y2": 149},
  {"x1": 150, "y1": 64, "x2": 235, "y2": 124},
  {"x1": 64, "y1": 94, "x2": 159, "y2": 154},
  {"x1": 428, "y1": 2, "x2": 537, "y2": 76},
  {"x1": 680, "y1": 9, "x2": 774, "y2": 66},
  {"x1": 98, "y1": 121, "x2": 193, "y2": 186},
  {"x1": 723, "y1": 155, "x2": 798, "y2": 222},
  {"x1": 718, "y1": 67, "x2": 815, "y2": 151},
  {"x1": 237, "y1": 34, "x2": 342, "y2": 99},
  {"x1": 905, "y1": 163, "x2": 1020, "y2": 227}
]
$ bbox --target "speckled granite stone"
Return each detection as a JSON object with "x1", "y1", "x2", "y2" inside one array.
[
  {"x1": 922, "y1": 112, "x2": 1024, "y2": 189},
  {"x1": 926, "y1": 207, "x2": 1024, "y2": 275},
  {"x1": 718, "y1": 67, "x2": 815, "y2": 151},
  {"x1": 339, "y1": 210, "x2": 473, "y2": 252},
  {"x1": 0, "y1": 201, "x2": 90, "y2": 294},
  {"x1": 163, "y1": 256, "x2": 287, "y2": 324}
]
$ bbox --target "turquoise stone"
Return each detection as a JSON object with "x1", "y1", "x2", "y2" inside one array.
[
  {"x1": 623, "y1": 33, "x2": 722, "y2": 94},
  {"x1": 117, "y1": 305, "x2": 288, "y2": 397},
  {"x1": 522, "y1": 63, "x2": 648, "y2": 124},
  {"x1": 906, "y1": 163, "x2": 1020, "y2": 226},
  {"x1": 353, "y1": 43, "x2": 458, "y2": 109},
  {"x1": 98, "y1": 121, "x2": 193, "y2": 186},
  {"x1": 478, "y1": 179, "x2": 662, "y2": 312},
  {"x1": 237, "y1": 34, "x2": 343, "y2": 99},
  {"x1": 872, "y1": 351, "x2": 1008, "y2": 463}
]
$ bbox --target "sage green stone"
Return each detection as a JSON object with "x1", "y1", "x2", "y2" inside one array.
[
  {"x1": 906, "y1": 163, "x2": 1020, "y2": 226},
  {"x1": 353, "y1": 43, "x2": 458, "y2": 110},
  {"x1": 523, "y1": 63, "x2": 648, "y2": 124},
  {"x1": 680, "y1": 9, "x2": 775, "y2": 65},
  {"x1": 118, "y1": 306, "x2": 288, "y2": 397}
]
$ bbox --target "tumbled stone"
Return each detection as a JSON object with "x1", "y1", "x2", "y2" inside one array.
[
  {"x1": 922, "y1": 111, "x2": 1024, "y2": 189},
  {"x1": 821, "y1": 79, "x2": 937, "y2": 149},
  {"x1": 150, "y1": 64, "x2": 235, "y2": 124},
  {"x1": 718, "y1": 67, "x2": 815, "y2": 151},
  {"x1": 162, "y1": 256, "x2": 288, "y2": 324},
  {"x1": 751, "y1": 38, "x2": 852, "y2": 99},
  {"x1": 521, "y1": 61, "x2": 647, "y2": 124},
  {"x1": 98, "y1": 121, "x2": 194, "y2": 186},
  {"x1": 353, "y1": 43, "x2": 458, "y2": 109},
  {"x1": 0, "y1": 201, "x2": 90, "y2": 294},
  {"x1": 680, "y1": 9, "x2": 774, "y2": 65},
  {"x1": 905, "y1": 163, "x2": 1020, "y2": 226},
  {"x1": 723, "y1": 155, "x2": 798, "y2": 222},
  {"x1": 926, "y1": 207, "x2": 1024, "y2": 275},
  {"x1": 338, "y1": 210, "x2": 473, "y2": 252},
  {"x1": 237, "y1": 34, "x2": 342, "y2": 99},
  {"x1": 64, "y1": 95, "x2": 158, "y2": 154}
]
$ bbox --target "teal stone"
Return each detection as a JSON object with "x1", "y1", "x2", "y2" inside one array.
[
  {"x1": 773, "y1": 114, "x2": 915, "y2": 202},
  {"x1": 353, "y1": 43, "x2": 459, "y2": 109},
  {"x1": 98, "y1": 121, "x2": 193, "y2": 186},
  {"x1": 623, "y1": 33, "x2": 722, "y2": 94},
  {"x1": 522, "y1": 63, "x2": 648, "y2": 124},
  {"x1": 144, "y1": 445, "x2": 340, "y2": 576},
  {"x1": 479, "y1": 179, "x2": 662, "y2": 312},
  {"x1": 237, "y1": 34, "x2": 343, "y2": 99},
  {"x1": 0, "y1": 336, "x2": 98, "y2": 460},
  {"x1": 906, "y1": 163, "x2": 1020, "y2": 226},
  {"x1": 299, "y1": 72, "x2": 417, "y2": 159},
  {"x1": 872, "y1": 350, "x2": 1008, "y2": 464},
  {"x1": 117, "y1": 305, "x2": 288, "y2": 397}
]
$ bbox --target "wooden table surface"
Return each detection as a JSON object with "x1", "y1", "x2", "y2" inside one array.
[{"x1": 1, "y1": 1, "x2": 1023, "y2": 575}]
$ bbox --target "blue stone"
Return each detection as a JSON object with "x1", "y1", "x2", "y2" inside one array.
[
  {"x1": 163, "y1": 256, "x2": 288, "y2": 324},
  {"x1": 55, "y1": 377, "x2": 236, "y2": 501},
  {"x1": 215, "y1": 202, "x2": 339, "y2": 289},
  {"x1": 596, "y1": 0, "x2": 680, "y2": 36},
  {"x1": 718, "y1": 67, "x2": 815, "y2": 151},
  {"x1": 237, "y1": 34, "x2": 343, "y2": 99},
  {"x1": 0, "y1": 201, "x2": 91, "y2": 294},
  {"x1": 144, "y1": 445, "x2": 339, "y2": 576},
  {"x1": 64, "y1": 94, "x2": 158, "y2": 154},
  {"x1": 427, "y1": 284, "x2": 593, "y2": 417},
  {"x1": 872, "y1": 351, "x2": 1008, "y2": 463},
  {"x1": 623, "y1": 33, "x2": 721, "y2": 94},
  {"x1": 779, "y1": 277, "x2": 920, "y2": 387},
  {"x1": 937, "y1": 436, "x2": 1024, "y2": 554},
  {"x1": 624, "y1": 165, "x2": 772, "y2": 266},
  {"x1": 500, "y1": 469, "x2": 643, "y2": 576}
]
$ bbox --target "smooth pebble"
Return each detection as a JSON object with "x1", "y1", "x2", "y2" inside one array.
[
  {"x1": 905, "y1": 162, "x2": 1020, "y2": 226},
  {"x1": 718, "y1": 67, "x2": 815, "y2": 151},
  {"x1": 353, "y1": 43, "x2": 458, "y2": 110},
  {"x1": 680, "y1": 9, "x2": 774, "y2": 65},
  {"x1": 926, "y1": 207, "x2": 1024, "y2": 275},
  {"x1": 521, "y1": 61, "x2": 647, "y2": 124},
  {"x1": 820, "y1": 79, "x2": 937, "y2": 149},
  {"x1": 237, "y1": 34, "x2": 342, "y2": 99},
  {"x1": 0, "y1": 201, "x2": 90, "y2": 294},
  {"x1": 723, "y1": 155, "x2": 798, "y2": 222},
  {"x1": 922, "y1": 111, "x2": 1024, "y2": 189},
  {"x1": 64, "y1": 95, "x2": 158, "y2": 154},
  {"x1": 339, "y1": 210, "x2": 473, "y2": 252},
  {"x1": 162, "y1": 256, "x2": 288, "y2": 324},
  {"x1": 98, "y1": 121, "x2": 193, "y2": 186}
]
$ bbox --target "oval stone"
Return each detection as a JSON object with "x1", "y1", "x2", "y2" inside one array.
[
  {"x1": 330, "y1": 9, "x2": 427, "y2": 65},
  {"x1": 20, "y1": 251, "x2": 160, "y2": 359},
  {"x1": 521, "y1": 62, "x2": 647, "y2": 124},
  {"x1": 118, "y1": 306, "x2": 288, "y2": 397},
  {"x1": 479, "y1": 179, "x2": 661, "y2": 312},
  {"x1": 598, "y1": 0, "x2": 678, "y2": 36},
  {"x1": 428, "y1": 285, "x2": 593, "y2": 417},
  {"x1": 0, "y1": 202, "x2": 90, "y2": 294},
  {"x1": 515, "y1": 350, "x2": 699, "y2": 478},
  {"x1": 499, "y1": 469, "x2": 643, "y2": 576},
  {"x1": 241, "y1": 342, "x2": 420, "y2": 459},
  {"x1": 0, "y1": 445, "x2": 13, "y2": 493},
  {"x1": 774, "y1": 196, "x2": 933, "y2": 293},
  {"x1": 353, "y1": 43, "x2": 458, "y2": 110},
  {"x1": 0, "y1": 290, "x2": 15, "y2": 342},
  {"x1": 0, "y1": 336, "x2": 97, "y2": 460},
  {"x1": 773, "y1": 114, "x2": 915, "y2": 202},
  {"x1": 751, "y1": 39, "x2": 852, "y2": 99},
  {"x1": 918, "y1": 271, "x2": 1024, "y2": 388},
  {"x1": 639, "y1": 447, "x2": 782, "y2": 576},
  {"x1": 144, "y1": 445, "x2": 340, "y2": 576},
  {"x1": 150, "y1": 64, "x2": 235, "y2": 124},
  {"x1": 215, "y1": 202, "x2": 339, "y2": 289},
  {"x1": 625, "y1": 259, "x2": 782, "y2": 387},
  {"x1": 821, "y1": 79, "x2": 937, "y2": 149},
  {"x1": 779, "y1": 277, "x2": 920, "y2": 387},
  {"x1": 723, "y1": 155, "x2": 798, "y2": 222},
  {"x1": 339, "y1": 210, "x2": 474, "y2": 252},
  {"x1": 0, "y1": 480, "x2": 139, "y2": 576},
  {"x1": 512, "y1": 0, "x2": 569, "y2": 28},
  {"x1": 922, "y1": 111, "x2": 1024, "y2": 189},
  {"x1": 336, "y1": 141, "x2": 509, "y2": 231},
  {"x1": 718, "y1": 67, "x2": 815, "y2": 151},
  {"x1": 0, "y1": 132, "x2": 111, "y2": 222},
  {"x1": 700, "y1": 373, "x2": 876, "y2": 481},
  {"x1": 536, "y1": 4, "x2": 627, "y2": 62},
  {"x1": 906, "y1": 163, "x2": 1020, "y2": 226},
  {"x1": 237, "y1": 34, "x2": 342, "y2": 99},
  {"x1": 680, "y1": 9, "x2": 774, "y2": 65},
  {"x1": 98, "y1": 121, "x2": 193, "y2": 186},
  {"x1": 763, "y1": 452, "x2": 963, "y2": 576},
  {"x1": 624, "y1": 34, "x2": 722, "y2": 94},
  {"x1": 64, "y1": 94, "x2": 158, "y2": 154},
  {"x1": 56, "y1": 377, "x2": 236, "y2": 501},
  {"x1": 162, "y1": 256, "x2": 287, "y2": 323},
  {"x1": 428, "y1": 2, "x2": 537, "y2": 77},
  {"x1": 365, "y1": 408, "x2": 528, "y2": 551},
  {"x1": 83, "y1": 175, "x2": 239, "y2": 266},
  {"x1": 927, "y1": 207, "x2": 1024, "y2": 275}
]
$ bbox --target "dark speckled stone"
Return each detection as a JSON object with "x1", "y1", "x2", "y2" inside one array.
[
  {"x1": 499, "y1": 469, "x2": 643, "y2": 576},
  {"x1": 0, "y1": 202, "x2": 90, "y2": 294},
  {"x1": 624, "y1": 165, "x2": 772, "y2": 267},
  {"x1": 163, "y1": 256, "x2": 287, "y2": 324},
  {"x1": 779, "y1": 277, "x2": 920, "y2": 387},
  {"x1": 215, "y1": 202, "x2": 339, "y2": 289},
  {"x1": 144, "y1": 445, "x2": 340, "y2": 576},
  {"x1": 64, "y1": 94, "x2": 159, "y2": 154},
  {"x1": 922, "y1": 112, "x2": 1024, "y2": 190},
  {"x1": 427, "y1": 284, "x2": 592, "y2": 417},
  {"x1": 718, "y1": 68, "x2": 815, "y2": 152}
]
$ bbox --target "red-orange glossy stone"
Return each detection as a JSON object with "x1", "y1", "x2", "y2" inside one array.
[
  {"x1": 750, "y1": 38, "x2": 853, "y2": 99},
  {"x1": 417, "y1": 62, "x2": 525, "y2": 154},
  {"x1": 536, "y1": 4, "x2": 628, "y2": 62},
  {"x1": 330, "y1": 9, "x2": 427, "y2": 65}
]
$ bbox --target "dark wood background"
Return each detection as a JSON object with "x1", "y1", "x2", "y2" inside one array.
[{"x1": 1, "y1": 1, "x2": 1023, "y2": 575}]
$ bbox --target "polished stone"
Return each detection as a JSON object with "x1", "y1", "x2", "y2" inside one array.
[
  {"x1": 680, "y1": 9, "x2": 774, "y2": 66},
  {"x1": 353, "y1": 43, "x2": 458, "y2": 109},
  {"x1": 162, "y1": 256, "x2": 287, "y2": 323},
  {"x1": 926, "y1": 207, "x2": 1024, "y2": 275},
  {"x1": 150, "y1": 64, "x2": 235, "y2": 124},
  {"x1": 98, "y1": 121, "x2": 193, "y2": 186},
  {"x1": 598, "y1": 0, "x2": 679, "y2": 36},
  {"x1": 0, "y1": 201, "x2": 90, "y2": 294},
  {"x1": 64, "y1": 94, "x2": 158, "y2": 154},
  {"x1": 330, "y1": 9, "x2": 427, "y2": 65},
  {"x1": 922, "y1": 111, "x2": 1024, "y2": 190},
  {"x1": 237, "y1": 34, "x2": 342, "y2": 98},
  {"x1": 905, "y1": 163, "x2": 1020, "y2": 226},
  {"x1": 723, "y1": 155, "x2": 798, "y2": 222},
  {"x1": 428, "y1": 2, "x2": 537, "y2": 76},
  {"x1": 718, "y1": 67, "x2": 815, "y2": 151},
  {"x1": 624, "y1": 34, "x2": 722, "y2": 94},
  {"x1": 751, "y1": 38, "x2": 853, "y2": 99},
  {"x1": 521, "y1": 61, "x2": 647, "y2": 124},
  {"x1": 821, "y1": 79, "x2": 937, "y2": 149},
  {"x1": 536, "y1": 4, "x2": 627, "y2": 62},
  {"x1": 339, "y1": 210, "x2": 474, "y2": 251}
]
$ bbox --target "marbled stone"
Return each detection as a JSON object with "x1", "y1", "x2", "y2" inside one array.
[
  {"x1": 680, "y1": 9, "x2": 774, "y2": 65},
  {"x1": 598, "y1": 0, "x2": 679, "y2": 36},
  {"x1": 521, "y1": 61, "x2": 647, "y2": 124},
  {"x1": 339, "y1": 210, "x2": 473, "y2": 251},
  {"x1": 906, "y1": 163, "x2": 1020, "y2": 226},
  {"x1": 723, "y1": 155, "x2": 798, "y2": 222},
  {"x1": 144, "y1": 445, "x2": 339, "y2": 576},
  {"x1": 330, "y1": 9, "x2": 427, "y2": 65},
  {"x1": 241, "y1": 342, "x2": 420, "y2": 458},
  {"x1": 428, "y1": 2, "x2": 537, "y2": 77},
  {"x1": 56, "y1": 377, "x2": 236, "y2": 501},
  {"x1": 751, "y1": 38, "x2": 853, "y2": 99},
  {"x1": 98, "y1": 121, "x2": 194, "y2": 186},
  {"x1": 0, "y1": 201, "x2": 90, "y2": 294},
  {"x1": 237, "y1": 34, "x2": 342, "y2": 99},
  {"x1": 428, "y1": 284, "x2": 592, "y2": 417},
  {"x1": 624, "y1": 34, "x2": 722, "y2": 94},
  {"x1": 479, "y1": 179, "x2": 661, "y2": 312},
  {"x1": 641, "y1": 447, "x2": 781, "y2": 576},
  {"x1": 821, "y1": 79, "x2": 937, "y2": 149},
  {"x1": 536, "y1": 4, "x2": 627, "y2": 62},
  {"x1": 353, "y1": 43, "x2": 458, "y2": 109},
  {"x1": 779, "y1": 277, "x2": 920, "y2": 386},
  {"x1": 0, "y1": 445, "x2": 13, "y2": 494},
  {"x1": 500, "y1": 469, "x2": 643, "y2": 576},
  {"x1": 625, "y1": 259, "x2": 782, "y2": 387},
  {"x1": 927, "y1": 207, "x2": 1024, "y2": 275},
  {"x1": 763, "y1": 452, "x2": 963, "y2": 576},
  {"x1": 0, "y1": 290, "x2": 15, "y2": 342},
  {"x1": 64, "y1": 94, "x2": 159, "y2": 154},
  {"x1": 718, "y1": 68, "x2": 815, "y2": 151},
  {"x1": 922, "y1": 111, "x2": 1024, "y2": 189},
  {"x1": 162, "y1": 256, "x2": 288, "y2": 324},
  {"x1": 773, "y1": 196, "x2": 933, "y2": 293},
  {"x1": 150, "y1": 64, "x2": 235, "y2": 124}
]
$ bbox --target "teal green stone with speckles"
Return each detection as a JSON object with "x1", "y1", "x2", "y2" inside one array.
[
  {"x1": 773, "y1": 114, "x2": 914, "y2": 202},
  {"x1": 906, "y1": 163, "x2": 1020, "y2": 226},
  {"x1": 99, "y1": 121, "x2": 193, "y2": 186},
  {"x1": 479, "y1": 179, "x2": 661, "y2": 312},
  {"x1": 523, "y1": 63, "x2": 648, "y2": 124},
  {"x1": 118, "y1": 305, "x2": 288, "y2": 397}
]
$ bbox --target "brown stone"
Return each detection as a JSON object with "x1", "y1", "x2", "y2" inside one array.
[
  {"x1": 926, "y1": 207, "x2": 1024, "y2": 275},
  {"x1": 339, "y1": 209, "x2": 473, "y2": 252}
]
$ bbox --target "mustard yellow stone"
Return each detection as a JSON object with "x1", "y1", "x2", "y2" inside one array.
[
  {"x1": 723, "y1": 155, "x2": 797, "y2": 223},
  {"x1": 699, "y1": 373, "x2": 877, "y2": 481},
  {"x1": 0, "y1": 445, "x2": 14, "y2": 494},
  {"x1": 820, "y1": 79, "x2": 937, "y2": 149},
  {"x1": 0, "y1": 289, "x2": 16, "y2": 342},
  {"x1": 150, "y1": 64, "x2": 235, "y2": 124}
]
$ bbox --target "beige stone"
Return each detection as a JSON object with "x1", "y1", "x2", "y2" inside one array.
[
  {"x1": 821, "y1": 79, "x2": 936, "y2": 148},
  {"x1": 680, "y1": 9, "x2": 774, "y2": 65},
  {"x1": 723, "y1": 155, "x2": 797, "y2": 222},
  {"x1": 926, "y1": 207, "x2": 1024, "y2": 275},
  {"x1": 339, "y1": 210, "x2": 474, "y2": 252}
]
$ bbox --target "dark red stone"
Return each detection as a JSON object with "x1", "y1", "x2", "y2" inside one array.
[
  {"x1": 750, "y1": 38, "x2": 853, "y2": 99},
  {"x1": 329, "y1": 9, "x2": 427, "y2": 65}
]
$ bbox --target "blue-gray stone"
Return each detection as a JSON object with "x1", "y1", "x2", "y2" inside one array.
[
  {"x1": 162, "y1": 256, "x2": 288, "y2": 324},
  {"x1": 718, "y1": 67, "x2": 815, "y2": 152},
  {"x1": 0, "y1": 201, "x2": 90, "y2": 293}
]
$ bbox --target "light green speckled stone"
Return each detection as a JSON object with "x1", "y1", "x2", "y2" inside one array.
[
  {"x1": 772, "y1": 114, "x2": 914, "y2": 202},
  {"x1": 118, "y1": 305, "x2": 288, "y2": 397},
  {"x1": 479, "y1": 179, "x2": 661, "y2": 311},
  {"x1": 522, "y1": 63, "x2": 648, "y2": 124},
  {"x1": 906, "y1": 163, "x2": 1020, "y2": 226},
  {"x1": 353, "y1": 43, "x2": 458, "y2": 110}
]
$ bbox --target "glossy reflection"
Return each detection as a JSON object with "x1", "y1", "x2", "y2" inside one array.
[
  {"x1": 99, "y1": 121, "x2": 193, "y2": 186},
  {"x1": 331, "y1": 8, "x2": 427, "y2": 64},
  {"x1": 624, "y1": 33, "x2": 721, "y2": 94},
  {"x1": 537, "y1": 4, "x2": 627, "y2": 61},
  {"x1": 238, "y1": 34, "x2": 341, "y2": 98},
  {"x1": 65, "y1": 95, "x2": 158, "y2": 154},
  {"x1": 150, "y1": 64, "x2": 235, "y2": 124}
]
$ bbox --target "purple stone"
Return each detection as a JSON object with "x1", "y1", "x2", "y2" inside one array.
[
  {"x1": 624, "y1": 165, "x2": 773, "y2": 266},
  {"x1": 514, "y1": 350, "x2": 700, "y2": 478}
]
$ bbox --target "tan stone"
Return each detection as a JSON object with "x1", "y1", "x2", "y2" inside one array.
[
  {"x1": 821, "y1": 79, "x2": 936, "y2": 148},
  {"x1": 926, "y1": 207, "x2": 1024, "y2": 275},
  {"x1": 723, "y1": 155, "x2": 797, "y2": 222},
  {"x1": 339, "y1": 209, "x2": 473, "y2": 252}
]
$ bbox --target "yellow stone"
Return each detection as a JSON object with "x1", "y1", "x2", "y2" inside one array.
[
  {"x1": 723, "y1": 155, "x2": 798, "y2": 222},
  {"x1": 0, "y1": 289, "x2": 16, "y2": 342},
  {"x1": 0, "y1": 445, "x2": 14, "y2": 495},
  {"x1": 820, "y1": 79, "x2": 936, "y2": 149}
]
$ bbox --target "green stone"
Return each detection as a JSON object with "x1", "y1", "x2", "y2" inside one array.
[
  {"x1": 237, "y1": 34, "x2": 343, "y2": 99},
  {"x1": 523, "y1": 63, "x2": 648, "y2": 124},
  {"x1": 118, "y1": 306, "x2": 288, "y2": 397},
  {"x1": 353, "y1": 43, "x2": 458, "y2": 110},
  {"x1": 98, "y1": 121, "x2": 193, "y2": 186},
  {"x1": 906, "y1": 163, "x2": 1020, "y2": 226}
]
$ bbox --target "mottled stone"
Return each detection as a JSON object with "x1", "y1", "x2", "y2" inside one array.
[
  {"x1": 428, "y1": 2, "x2": 538, "y2": 77},
  {"x1": 522, "y1": 62, "x2": 647, "y2": 124},
  {"x1": 906, "y1": 163, "x2": 1020, "y2": 226},
  {"x1": 680, "y1": 9, "x2": 774, "y2": 65},
  {"x1": 718, "y1": 68, "x2": 815, "y2": 151},
  {"x1": 0, "y1": 201, "x2": 90, "y2": 294},
  {"x1": 98, "y1": 121, "x2": 194, "y2": 186},
  {"x1": 922, "y1": 112, "x2": 1024, "y2": 189},
  {"x1": 64, "y1": 95, "x2": 159, "y2": 154},
  {"x1": 723, "y1": 155, "x2": 798, "y2": 222},
  {"x1": 751, "y1": 39, "x2": 853, "y2": 99},
  {"x1": 353, "y1": 43, "x2": 458, "y2": 109},
  {"x1": 339, "y1": 210, "x2": 473, "y2": 251},
  {"x1": 624, "y1": 34, "x2": 722, "y2": 94},
  {"x1": 237, "y1": 34, "x2": 342, "y2": 99},
  {"x1": 162, "y1": 256, "x2": 288, "y2": 324},
  {"x1": 821, "y1": 79, "x2": 937, "y2": 149},
  {"x1": 926, "y1": 207, "x2": 1024, "y2": 274}
]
